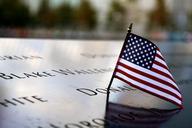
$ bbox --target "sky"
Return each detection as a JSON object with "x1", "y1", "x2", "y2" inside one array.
[
  {"x1": 25, "y1": 0, "x2": 157, "y2": 12},
  {"x1": 25, "y1": 0, "x2": 110, "y2": 12},
  {"x1": 24, "y1": 0, "x2": 112, "y2": 24}
]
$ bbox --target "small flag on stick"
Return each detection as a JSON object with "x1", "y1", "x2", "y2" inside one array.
[{"x1": 108, "y1": 24, "x2": 183, "y2": 109}]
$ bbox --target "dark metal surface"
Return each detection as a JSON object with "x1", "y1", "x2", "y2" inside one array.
[{"x1": 0, "y1": 38, "x2": 191, "y2": 128}]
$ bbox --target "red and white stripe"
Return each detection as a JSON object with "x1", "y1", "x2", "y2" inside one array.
[{"x1": 114, "y1": 49, "x2": 183, "y2": 108}]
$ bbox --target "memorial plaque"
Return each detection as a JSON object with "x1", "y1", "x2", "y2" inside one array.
[{"x1": 0, "y1": 38, "x2": 191, "y2": 128}]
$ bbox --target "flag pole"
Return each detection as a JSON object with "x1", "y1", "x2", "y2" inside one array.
[
  {"x1": 107, "y1": 23, "x2": 133, "y2": 91},
  {"x1": 127, "y1": 23, "x2": 133, "y2": 33},
  {"x1": 105, "y1": 23, "x2": 133, "y2": 110}
]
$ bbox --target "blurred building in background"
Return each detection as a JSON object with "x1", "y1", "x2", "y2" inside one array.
[{"x1": 0, "y1": 0, "x2": 192, "y2": 41}]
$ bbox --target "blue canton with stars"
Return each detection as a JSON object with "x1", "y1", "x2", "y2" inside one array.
[{"x1": 121, "y1": 33, "x2": 157, "y2": 69}]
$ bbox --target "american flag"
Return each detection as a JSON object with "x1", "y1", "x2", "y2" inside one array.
[{"x1": 113, "y1": 33, "x2": 183, "y2": 108}]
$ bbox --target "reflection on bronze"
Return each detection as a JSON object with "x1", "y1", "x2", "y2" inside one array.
[
  {"x1": 105, "y1": 102, "x2": 180, "y2": 128},
  {"x1": 105, "y1": 88, "x2": 181, "y2": 128}
]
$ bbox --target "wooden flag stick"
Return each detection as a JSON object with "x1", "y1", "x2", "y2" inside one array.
[
  {"x1": 106, "y1": 23, "x2": 133, "y2": 111},
  {"x1": 127, "y1": 23, "x2": 133, "y2": 33},
  {"x1": 107, "y1": 23, "x2": 133, "y2": 93}
]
